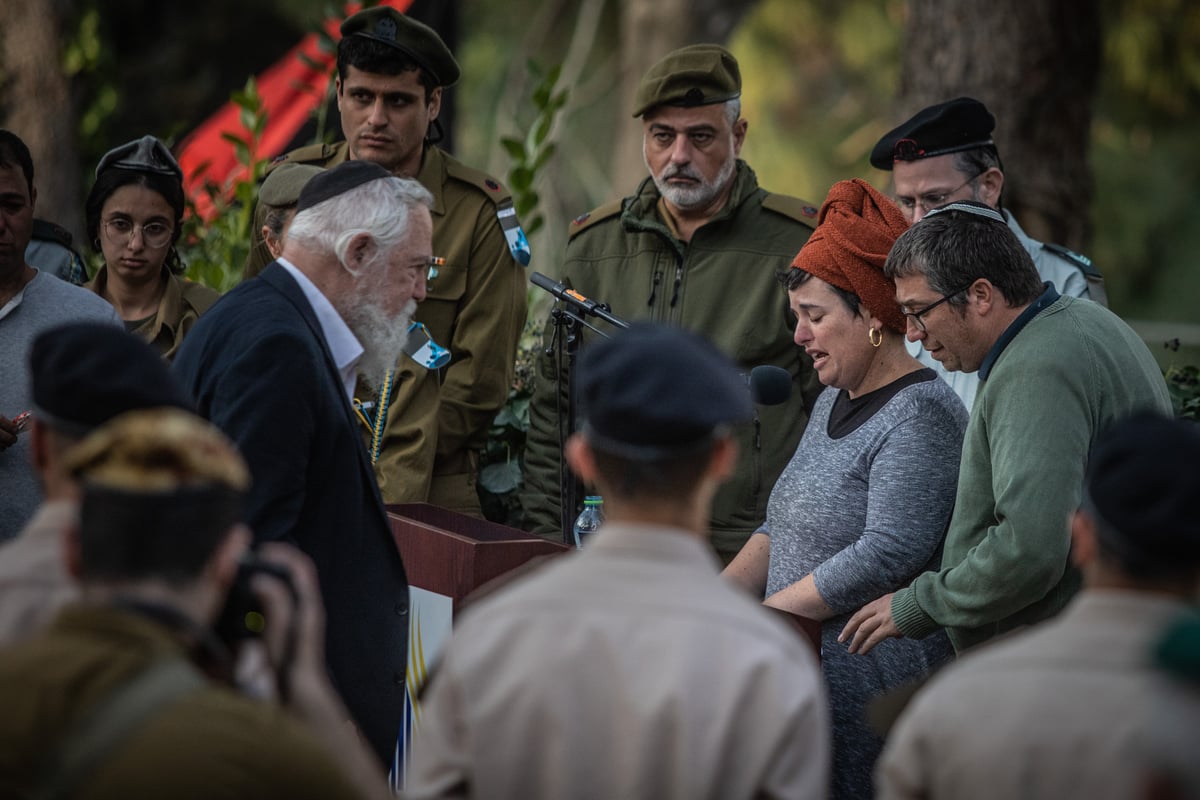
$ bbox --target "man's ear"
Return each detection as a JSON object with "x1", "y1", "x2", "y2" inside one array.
[
  {"x1": 564, "y1": 433, "x2": 596, "y2": 486},
  {"x1": 1069, "y1": 509, "x2": 1097, "y2": 570},
  {"x1": 966, "y1": 278, "x2": 997, "y2": 316},
  {"x1": 207, "y1": 523, "x2": 252, "y2": 592},
  {"x1": 344, "y1": 232, "x2": 376, "y2": 276},
  {"x1": 732, "y1": 118, "x2": 748, "y2": 156},
  {"x1": 426, "y1": 86, "x2": 443, "y2": 122},
  {"x1": 707, "y1": 434, "x2": 739, "y2": 484},
  {"x1": 976, "y1": 167, "x2": 1004, "y2": 208}
]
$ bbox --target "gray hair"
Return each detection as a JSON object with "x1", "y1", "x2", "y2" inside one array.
[
  {"x1": 286, "y1": 176, "x2": 433, "y2": 271},
  {"x1": 723, "y1": 98, "x2": 741, "y2": 126},
  {"x1": 884, "y1": 209, "x2": 1043, "y2": 308}
]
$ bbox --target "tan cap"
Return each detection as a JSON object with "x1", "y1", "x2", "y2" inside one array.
[
  {"x1": 259, "y1": 162, "x2": 323, "y2": 208},
  {"x1": 632, "y1": 44, "x2": 741, "y2": 118}
]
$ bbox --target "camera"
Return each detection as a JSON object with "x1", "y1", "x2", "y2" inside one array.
[{"x1": 214, "y1": 553, "x2": 298, "y2": 644}]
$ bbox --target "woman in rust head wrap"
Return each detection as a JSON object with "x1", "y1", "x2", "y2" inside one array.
[{"x1": 724, "y1": 178, "x2": 968, "y2": 800}]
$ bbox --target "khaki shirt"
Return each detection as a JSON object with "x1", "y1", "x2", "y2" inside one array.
[
  {"x1": 87, "y1": 267, "x2": 220, "y2": 360},
  {"x1": 0, "y1": 604, "x2": 364, "y2": 798},
  {"x1": 408, "y1": 523, "x2": 830, "y2": 799},
  {"x1": 246, "y1": 143, "x2": 526, "y2": 515}
]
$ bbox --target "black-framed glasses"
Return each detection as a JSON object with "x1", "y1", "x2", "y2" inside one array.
[
  {"x1": 901, "y1": 283, "x2": 975, "y2": 332},
  {"x1": 894, "y1": 172, "x2": 983, "y2": 217},
  {"x1": 103, "y1": 218, "x2": 173, "y2": 249}
]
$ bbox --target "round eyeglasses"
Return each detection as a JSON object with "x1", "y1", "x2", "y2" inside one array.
[{"x1": 103, "y1": 218, "x2": 174, "y2": 250}]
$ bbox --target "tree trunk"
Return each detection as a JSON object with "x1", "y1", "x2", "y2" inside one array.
[
  {"x1": 896, "y1": 0, "x2": 1100, "y2": 250},
  {"x1": 0, "y1": 0, "x2": 83, "y2": 245},
  {"x1": 612, "y1": 0, "x2": 759, "y2": 193}
]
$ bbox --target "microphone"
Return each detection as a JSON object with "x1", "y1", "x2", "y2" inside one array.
[
  {"x1": 530, "y1": 272, "x2": 630, "y2": 329},
  {"x1": 749, "y1": 365, "x2": 792, "y2": 406}
]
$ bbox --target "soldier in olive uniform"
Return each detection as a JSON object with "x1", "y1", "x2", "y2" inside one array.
[
  {"x1": 520, "y1": 45, "x2": 823, "y2": 562},
  {"x1": 246, "y1": 8, "x2": 528, "y2": 516}
]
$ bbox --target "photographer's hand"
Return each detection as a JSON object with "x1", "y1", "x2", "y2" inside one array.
[{"x1": 252, "y1": 543, "x2": 392, "y2": 800}]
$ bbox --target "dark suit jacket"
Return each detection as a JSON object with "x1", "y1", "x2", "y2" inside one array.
[{"x1": 173, "y1": 263, "x2": 409, "y2": 767}]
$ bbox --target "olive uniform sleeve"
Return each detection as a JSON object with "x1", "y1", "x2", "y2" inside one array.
[{"x1": 363, "y1": 363, "x2": 439, "y2": 505}]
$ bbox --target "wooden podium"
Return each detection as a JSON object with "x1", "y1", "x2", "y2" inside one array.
[{"x1": 387, "y1": 503, "x2": 570, "y2": 612}]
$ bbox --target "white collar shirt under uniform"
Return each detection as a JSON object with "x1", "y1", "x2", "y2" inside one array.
[
  {"x1": 406, "y1": 522, "x2": 831, "y2": 800},
  {"x1": 877, "y1": 590, "x2": 1193, "y2": 800},
  {"x1": 276, "y1": 258, "x2": 362, "y2": 403}
]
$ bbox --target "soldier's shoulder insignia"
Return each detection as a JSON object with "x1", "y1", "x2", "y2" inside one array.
[
  {"x1": 568, "y1": 199, "x2": 624, "y2": 239},
  {"x1": 1042, "y1": 242, "x2": 1101, "y2": 278},
  {"x1": 444, "y1": 159, "x2": 513, "y2": 205},
  {"x1": 268, "y1": 142, "x2": 343, "y2": 172},
  {"x1": 762, "y1": 193, "x2": 820, "y2": 229}
]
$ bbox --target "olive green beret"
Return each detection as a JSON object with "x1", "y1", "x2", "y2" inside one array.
[
  {"x1": 632, "y1": 44, "x2": 741, "y2": 118},
  {"x1": 340, "y1": 7, "x2": 461, "y2": 87},
  {"x1": 259, "y1": 163, "x2": 323, "y2": 208}
]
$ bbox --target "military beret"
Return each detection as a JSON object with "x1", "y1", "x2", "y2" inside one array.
[
  {"x1": 870, "y1": 97, "x2": 996, "y2": 170},
  {"x1": 578, "y1": 323, "x2": 752, "y2": 460},
  {"x1": 259, "y1": 162, "x2": 323, "y2": 209},
  {"x1": 632, "y1": 44, "x2": 741, "y2": 118},
  {"x1": 340, "y1": 7, "x2": 461, "y2": 87},
  {"x1": 30, "y1": 323, "x2": 193, "y2": 438},
  {"x1": 1085, "y1": 411, "x2": 1200, "y2": 570},
  {"x1": 95, "y1": 135, "x2": 182, "y2": 180},
  {"x1": 296, "y1": 159, "x2": 391, "y2": 213}
]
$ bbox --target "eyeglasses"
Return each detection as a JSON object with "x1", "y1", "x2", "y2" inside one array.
[
  {"x1": 894, "y1": 172, "x2": 982, "y2": 216},
  {"x1": 103, "y1": 218, "x2": 174, "y2": 249},
  {"x1": 901, "y1": 283, "x2": 975, "y2": 332}
]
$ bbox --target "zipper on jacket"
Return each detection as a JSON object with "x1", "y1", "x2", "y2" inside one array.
[
  {"x1": 647, "y1": 269, "x2": 662, "y2": 307},
  {"x1": 669, "y1": 263, "x2": 683, "y2": 307}
]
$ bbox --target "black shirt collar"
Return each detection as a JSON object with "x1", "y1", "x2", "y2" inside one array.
[{"x1": 978, "y1": 282, "x2": 1060, "y2": 381}]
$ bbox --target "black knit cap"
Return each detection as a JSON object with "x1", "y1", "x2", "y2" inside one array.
[
  {"x1": 1085, "y1": 411, "x2": 1200, "y2": 569},
  {"x1": 578, "y1": 323, "x2": 753, "y2": 460},
  {"x1": 296, "y1": 159, "x2": 391, "y2": 213},
  {"x1": 30, "y1": 323, "x2": 193, "y2": 438},
  {"x1": 870, "y1": 97, "x2": 996, "y2": 170},
  {"x1": 340, "y1": 6, "x2": 461, "y2": 87},
  {"x1": 95, "y1": 135, "x2": 183, "y2": 180}
]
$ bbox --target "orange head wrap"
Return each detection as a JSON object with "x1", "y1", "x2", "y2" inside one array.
[{"x1": 790, "y1": 178, "x2": 910, "y2": 333}]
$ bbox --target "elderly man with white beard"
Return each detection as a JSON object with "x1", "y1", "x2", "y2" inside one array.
[{"x1": 174, "y1": 160, "x2": 432, "y2": 769}]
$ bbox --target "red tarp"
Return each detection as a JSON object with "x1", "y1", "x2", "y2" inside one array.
[{"x1": 177, "y1": 0, "x2": 413, "y2": 221}]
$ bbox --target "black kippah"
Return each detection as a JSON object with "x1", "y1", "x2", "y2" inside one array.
[
  {"x1": 30, "y1": 323, "x2": 193, "y2": 437},
  {"x1": 296, "y1": 160, "x2": 391, "y2": 213}
]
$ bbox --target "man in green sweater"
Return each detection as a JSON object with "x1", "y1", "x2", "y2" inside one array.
[{"x1": 840, "y1": 201, "x2": 1171, "y2": 655}]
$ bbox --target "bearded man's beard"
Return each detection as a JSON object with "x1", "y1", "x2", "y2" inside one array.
[{"x1": 344, "y1": 293, "x2": 418, "y2": 395}]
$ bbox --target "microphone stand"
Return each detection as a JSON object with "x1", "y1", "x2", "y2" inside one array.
[{"x1": 530, "y1": 272, "x2": 630, "y2": 544}]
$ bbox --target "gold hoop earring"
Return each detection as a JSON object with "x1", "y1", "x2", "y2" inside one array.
[{"x1": 868, "y1": 327, "x2": 883, "y2": 348}]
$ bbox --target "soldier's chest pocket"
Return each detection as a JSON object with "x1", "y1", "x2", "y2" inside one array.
[{"x1": 424, "y1": 258, "x2": 468, "y2": 304}]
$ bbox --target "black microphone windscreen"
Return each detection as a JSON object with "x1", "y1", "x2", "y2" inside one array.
[{"x1": 749, "y1": 365, "x2": 792, "y2": 406}]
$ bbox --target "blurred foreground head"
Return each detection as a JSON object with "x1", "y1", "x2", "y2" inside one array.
[{"x1": 64, "y1": 408, "x2": 250, "y2": 584}]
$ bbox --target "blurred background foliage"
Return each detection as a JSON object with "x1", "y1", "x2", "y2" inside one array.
[{"x1": 3, "y1": 0, "x2": 1197, "y2": 362}]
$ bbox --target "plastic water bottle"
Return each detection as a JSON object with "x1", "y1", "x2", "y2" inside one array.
[{"x1": 572, "y1": 495, "x2": 604, "y2": 549}]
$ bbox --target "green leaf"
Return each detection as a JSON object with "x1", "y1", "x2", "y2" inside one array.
[
  {"x1": 509, "y1": 166, "x2": 533, "y2": 193},
  {"x1": 478, "y1": 461, "x2": 522, "y2": 494},
  {"x1": 500, "y1": 136, "x2": 526, "y2": 161},
  {"x1": 532, "y1": 116, "x2": 552, "y2": 147},
  {"x1": 526, "y1": 216, "x2": 544, "y2": 238}
]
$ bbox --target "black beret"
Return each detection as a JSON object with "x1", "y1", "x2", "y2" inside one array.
[
  {"x1": 870, "y1": 97, "x2": 996, "y2": 170},
  {"x1": 1086, "y1": 411, "x2": 1200, "y2": 569},
  {"x1": 30, "y1": 323, "x2": 193, "y2": 438},
  {"x1": 95, "y1": 135, "x2": 182, "y2": 181},
  {"x1": 340, "y1": 7, "x2": 461, "y2": 87},
  {"x1": 296, "y1": 159, "x2": 391, "y2": 213},
  {"x1": 258, "y1": 162, "x2": 323, "y2": 208},
  {"x1": 578, "y1": 323, "x2": 753, "y2": 460},
  {"x1": 632, "y1": 44, "x2": 742, "y2": 118}
]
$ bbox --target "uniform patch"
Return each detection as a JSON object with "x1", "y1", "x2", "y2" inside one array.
[
  {"x1": 485, "y1": 179, "x2": 500, "y2": 191},
  {"x1": 573, "y1": 212, "x2": 590, "y2": 226},
  {"x1": 497, "y1": 199, "x2": 531, "y2": 266}
]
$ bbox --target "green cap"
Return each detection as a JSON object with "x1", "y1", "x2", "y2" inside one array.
[
  {"x1": 340, "y1": 7, "x2": 461, "y2": 87},
  {"x1": 631, "y1": 44, "x2": 741, "y2": 118},
  {"x1": 259, "y1": 163, "x2": 323, "y2": 209}
]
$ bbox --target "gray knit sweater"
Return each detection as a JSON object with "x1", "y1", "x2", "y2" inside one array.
[{"x1": 764, "y1": 373, "x2": 967, "y2": 800}]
